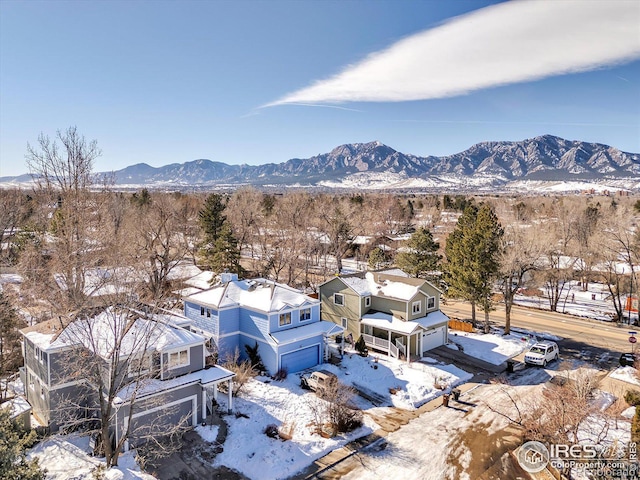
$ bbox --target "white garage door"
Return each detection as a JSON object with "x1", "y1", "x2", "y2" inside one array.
[
  {"x1": 280, "y1": 345, "x2": 320, "y2": 373},
  {"x1": 422, "y1": 326, "x2": 445, "y2": 354}
]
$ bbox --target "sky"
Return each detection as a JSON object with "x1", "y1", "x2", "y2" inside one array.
[{"x1": 1, "y1": 0, "x2": 639, "y2": 178}]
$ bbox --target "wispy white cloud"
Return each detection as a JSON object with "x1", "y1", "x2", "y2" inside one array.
[{"x1": 265, "y1": 0, "x2": 640, "y2": 107}]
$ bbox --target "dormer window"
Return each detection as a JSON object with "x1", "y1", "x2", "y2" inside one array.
[
  {"x1": 334, "y1": 293, "x2": 345, "y2": 306},
  {"x1": 279, "y1": 312, "x2": 292, "y2": 326},
  {"x1": 427, "y1": 297, "x2": 435, "y2": 309},
  {"x1": 168, "y1": 349, "x2": 190, "y2": 370},
  {"x1": 300, "y1": 308, "x2": 311, "y2": 322},
  {"x1": 412, "y1": 301, "x2": 421, "y2": 315},
  {"x1": 364, "y1": 296, "x2": 371, "y2": 307}
]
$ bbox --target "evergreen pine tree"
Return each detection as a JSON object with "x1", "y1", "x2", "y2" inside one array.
[
  {"x1": 368, "y1": 247, "x2": 389, "y2": 270},
  {"x1": 444, "y1": 203, "x2": 503, "y2": 325},
  {"x1": 395, "y1": 227, "x2": 442, "y2": 281},
  {"x1": 0, "y1": 409, "x2": 45, "y2": 480},
  {"x1": 199, "y1": 193, "x2": 227, "y2": 247},
  {"x1": 0, "y1": 292, "x2": 23, "y2": 401},
  {"x1": 208, "y1": 223, "x2": 243, "y2": 276}
]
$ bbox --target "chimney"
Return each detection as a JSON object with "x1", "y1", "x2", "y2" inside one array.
[{"x1": 220, "y1": 272, "x2": 238, "y2": 284}]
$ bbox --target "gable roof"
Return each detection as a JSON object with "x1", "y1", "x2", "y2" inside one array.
[
  {"x1": 28, "y1": 307, "x2": 204, "y2": 358},
  {"x1": 323, "y1": 270, "x2": 439, "y2": 302},
  {"x1": 184, "y1": 278, "x2": 318, "y2": 312}
]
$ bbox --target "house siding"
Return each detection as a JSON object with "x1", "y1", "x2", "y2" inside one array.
[
  {"x1": 23, "y1": 339, "x2": 49, "y2": 386},
  {"x1": 238, "y1": 334, "x2": 278, "y2": 373},
  {"x1": 319, "y1": 279, "x2": 361, "y2": 338},
  {"x1": 162, "y1": 344, "x2": 204, "y2": 379},
  {"x1": 113, "y1": 382, "x2": 203, "y2": 448},
  {"x1": 184, "y1": 301, "x2": 220, "y2": 336}
]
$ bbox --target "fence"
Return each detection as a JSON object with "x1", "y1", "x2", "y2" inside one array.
[{"x1": 448, "y1": 318, "x2": 473, "y2": 333}]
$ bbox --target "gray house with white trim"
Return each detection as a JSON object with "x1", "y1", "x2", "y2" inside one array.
[{"x1": 20, "y1": 307, "x2": 234, "y2": 450}]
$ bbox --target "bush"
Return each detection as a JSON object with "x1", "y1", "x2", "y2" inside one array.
[
  {"x1": 245, "y1": 342, "x2": 267, "y2": 374},
  {"x1": 625, "y1": 389, "x2": 640, "y2": 406},
  {"x1": 273, "y1": 367, "x2": 288, "y2": 381},
  {"x1": 307, "y1": 379, "x2": 363, "y2": 435},
  {"x1": 264, "y1": 424, "x2": 279, "y2": 439},
  {"x1": 633, "y1": 406, "x2": 640, "y2": 444},
  {"x1": 355, "y1": 336, "x2": 368, "y2": 357},
  {"x1": 221, "y1": 348, "x2": 257, "y2": 396}
]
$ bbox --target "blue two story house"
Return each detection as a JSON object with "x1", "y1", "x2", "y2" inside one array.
[{"x1": 183, "y1": 275, "x2": 343, "y2": 374}]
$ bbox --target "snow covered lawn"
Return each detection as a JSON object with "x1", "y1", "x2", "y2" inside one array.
[
  {"x1": 211, "y1": 375, "x2": 378, "y2": 480},
  {"x1": 326, "y1": 351, "x2": 472, "y2": 409},
  {"x1": 28, "y1": 434, "x2": 154, "y2": 480},
  {"x1": 209, "y1": 352, "x2": 471, "y2": 479},
  {"x1": 447, "y1": 331, "x2": 533, "y2": 365},
  {"x1": 609, "y1": 366, "x2": 640, "y2": 386}
]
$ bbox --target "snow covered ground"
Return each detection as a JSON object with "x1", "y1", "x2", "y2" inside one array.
[
  {"x1": 515, "y1": 280, "x2": 629, "y2": 322},
  {"x1": 206, "y1": 351, "x2": 472, "y2": 479},
  {"x1": 27, "y1": 434, "x2": 154, "y2": 480},
  {"x1": 609, "y1": 366, "x2": 640, "y2": 386},
  {"x1": 447, "y1": 331, "x2": 534, "y2": 365}
]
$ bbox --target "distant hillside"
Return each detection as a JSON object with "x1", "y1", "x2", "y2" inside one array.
[{"x1": 2, "y1": 135, "x2": 638, "y2": 192}]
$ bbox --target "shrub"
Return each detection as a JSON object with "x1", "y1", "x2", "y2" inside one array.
[
  {"x1": 307, "y1": 379, "x2": 363, "y2": 435},
  {"x1": 625, "y1": 389, "x2": 640, "y2": 406},
  {"x1": 221, "y1": 348, "x2": 257, "y2": 396},
  {"x1": 264, "y1": 424, "x2": 279, "y2": 439},
  {"x1": 355, "y1": 336, "x2": 368, "y2": 357},
  {"x1": 245, "y1": 341, "x2": 267, "y2": 374},
  {"x1": 273, "y1": 367, "x2": 288, "y2": 381}
]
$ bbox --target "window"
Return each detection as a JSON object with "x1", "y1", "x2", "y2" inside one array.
[
  {"x1": 334, "y1": 293, "x2": 344, "y2": 306},
  {"x1": 200, "y1": 306, "x2": 205, "y2": 316},
  {"x1": 364, "y1": 296, "x2": 371, "y2": 307},
  {"x1": 300, "y1": 308, "x2": 311, "y2": 322},
  {"x1": 341, "y1": 317, "x2": 348, "y2": 329},
  {"x1": 279, "y1": 312, "x2": 292, "y2": 326},
  {"x1": 33, "y1": 346, "x2": 45, "y2": 364},
  {"x1": 40, "y1": 385, "x2": 45, "y2": 400},
  {"x1": 206, "y1": 308, "x2": 211, "y2": 318},
  {"x1": 28, "y1": 373, "x2": 35, "y2": 391},
  {"x1": 168, "y1": 349, "x2": 189, "y2": 369},
  {"x1": 427, "y1": 297, "x2": 435, "y2": 309},
  {"x1": 412, "y1": 301, "x2": 421, "y2": 315},
  {"x1": 128, "y1": 354, "x2": 153, "y2": 377}
]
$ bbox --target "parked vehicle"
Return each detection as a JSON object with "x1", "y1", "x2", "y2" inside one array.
[
  {"x1": 300, "y1": 370, "x2": 338, "y2": 397},
  {"x1": 620, "y1": 352, "x2": 636, "y2": 367},
  {"x1": 524, "y1": 341, "x2": 559, "y2": 367}
]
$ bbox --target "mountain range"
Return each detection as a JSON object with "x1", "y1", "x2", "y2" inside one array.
[{"x1": 3, "y1": 135, "x2": 639, "y2": 192}]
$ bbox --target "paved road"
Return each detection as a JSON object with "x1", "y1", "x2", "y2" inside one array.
[{"x1": 441, "y1": 301, "x2": 640, "y2": 367}]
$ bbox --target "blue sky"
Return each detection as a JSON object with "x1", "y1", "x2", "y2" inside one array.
[{"x1": 1, "y1": 0, "x2": 639, "y2": 178}]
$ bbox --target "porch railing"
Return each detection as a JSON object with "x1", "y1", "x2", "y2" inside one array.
[{"x1": 362, "y1": 333, "x2": 390, "y2": 350}]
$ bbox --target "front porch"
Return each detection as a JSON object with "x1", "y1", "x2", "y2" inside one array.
[
  {"x1": 361, "y1": 328, "x2": 421, "y2": 362},
  {"x1": 360, "y1": 310, "x2": 448, "y2": 362}
]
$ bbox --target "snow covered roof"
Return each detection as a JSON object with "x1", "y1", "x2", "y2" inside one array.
[
  {"x1": 185, "y1": 278, "x2": 318, "y2": 312},
  {"x1": 183, "y1": 271, "x2": 215, "y2": 290},
  {"x1": 341, "y1": 276, "x2": 372, "y2": 296},
  {"x1": 1, "y1": 396, "x2": 31, "y2": 418},
  {"x1": 270, "y1": 320, "x2": 343, "y2": 345},
  {"x1": 48, "y1": 307, "x2": 204, "y2": 358},
  {"x1": 362, "y1": 312, "x2": 423, "y2": 335},
  {"x1": 362, "y1": 310, "x2": 448, "y2": 335},
  {"x1": 114, "y1": 365, "x2": 234, "y2": 404}
]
